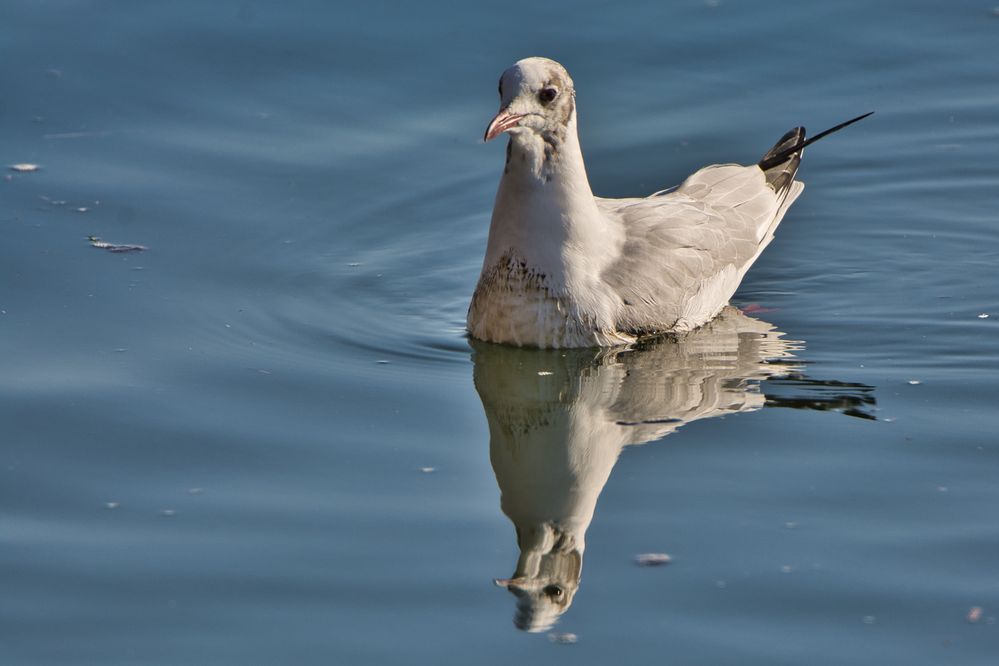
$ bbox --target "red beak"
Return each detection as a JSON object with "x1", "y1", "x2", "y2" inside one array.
[{"x1": 484, "y1": 108, "x2": 524, "y2": 142}]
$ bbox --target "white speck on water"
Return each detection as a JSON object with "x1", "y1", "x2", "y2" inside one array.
[
  {"x1": 187, "y1": 487, "x2": 203, "y2": 495},
  {"x1": 105, "y1": 501, "x2": 120, "y2": 510},
  {"x1": 537, "y1": 370, "x2": 554, "y2": 376},
  {"x1": 784, "y1": 521, "x2": 798, "y2": 529},
  {"x1": 9, "y1": 163, "x2": 40, "y2": 172},
  {"x1": 88, "y1": 236, "x2": 148, "y2": 252},
  {"x1": 862, "y1": 615, "x2": 877, "y2": 625},
  {"x1": 76, "y1": 207, "x2": 89, "y2": 213},
  {"x1": 419, "y1": 467, "x2": 436, "y2": 474},
  {"x1": 936, "y1": 485, "x2": 949, "y2": 493},
  {"x1": 967, "y1": 606, "x2": 983, "y2": 623},
  {"x1": 635, "y1": 553, "x2": 672, "y2": 566},
  {"x1": 347, "y1": 262, "x2": 362, "y2": 267},
  {"x1": 883, "y1": 417, "x2": 896, "y2": 423},
  {"x1": 548, "y1": 632, "x2": 578, "y2": 644},
  {"x1": 907, "y1": 380, "x2": 921, "y2": 385},
  {"x1": 160, "y1": 509, "x2": 176, "y2": 517},
  {"x1": 715, "y1": 579, "x2": 727, "y2": 589},
  {"x1": 977, "y1": 313, "x2": 989, "y2": 319},
  {"x1": 224, "y1": 323, "x2": 231, "y2": 328},
  {"x1": 781, "y1": 564, "x2": 793, "y2": 573}
]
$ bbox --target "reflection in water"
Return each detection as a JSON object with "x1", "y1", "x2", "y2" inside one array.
[{"x1": 470, "y1": 307, "x2": 875, "y2": 632}]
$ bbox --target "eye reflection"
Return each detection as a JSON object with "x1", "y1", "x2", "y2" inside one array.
[{"x1": 544, "y1": 584, "x2": 564, "y2": 599}]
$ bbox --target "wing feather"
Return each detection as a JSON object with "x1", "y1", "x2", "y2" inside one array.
[{"x1": 596, "y1": 163, "x2": 801, "y2": 335}]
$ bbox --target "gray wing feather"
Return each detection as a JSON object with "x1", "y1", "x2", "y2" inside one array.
[{"x1": 597, "y1": 163, "x2": 801, "y2": 335}]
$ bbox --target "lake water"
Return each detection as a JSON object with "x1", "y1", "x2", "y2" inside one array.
[{"x1": 3, "y1": 1, "x2": 998, "y2": 663}]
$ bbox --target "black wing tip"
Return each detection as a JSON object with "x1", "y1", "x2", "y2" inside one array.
[
  {"x1": 757, "y1": 111, "x2": 875, "y2": 172},
  {"x1": 758, "y1": 127, "x2": 804, "y2": 194},
  {"x1": 760, "y1": 127, "x2": 806, "y2": 165}
]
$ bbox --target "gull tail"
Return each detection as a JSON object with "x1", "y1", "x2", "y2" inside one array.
[{"x1": 758, "y1": 111, "x2": 875, "y2": 195}]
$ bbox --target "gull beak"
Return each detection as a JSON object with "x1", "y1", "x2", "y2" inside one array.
[
  {"x1": 484, "y1": 108, "x2": 524, "y2": 142},
  {"x1": 493, "y1": 576, "x2": 530, "y2": 589}
]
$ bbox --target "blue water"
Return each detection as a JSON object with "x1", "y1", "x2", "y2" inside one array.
[{"x1": 3, "y1": 1, "x2": 998, "y2": 663}]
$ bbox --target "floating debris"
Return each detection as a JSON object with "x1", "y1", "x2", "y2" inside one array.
[
  {"x1": 907, "y1": 380, "x2": 921, "y2": 386},
  {"x1": 160, "y1": 509, "x2": 177, "y2": 517},
  {"x1": 967, "y1": 606, "x2": 983, "y2": 623},
  {"x1": 76, "y1": 207, "x2": 89, "y2": 213},
  {"x1": 547, "y1": 632, "x2": 578, "y2": 645},
  {"x1": 635, "y1": 553, "x2": 672, "y2": 567},
  {"x1": 419, "y1": 466, "x2": 436, "y2": 474},
  {"x1": 87, "y1": 236, "x2": 148, "y2": 253},
  {"x1": 978, "y1": 313, "x2": 990, "y2": 319},
  {"x1": 187, "y1": 487, "x2": 204, "y2": 495},
  {"x1": 9, "y1": 163, "x2": 40, "y2": 172},
  {"x1": 104, "y1": 501, "x2": 120, "y2": 510}
]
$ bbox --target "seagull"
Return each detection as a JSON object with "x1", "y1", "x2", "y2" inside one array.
[{"x1": 468, "y1": 57, "x2": 871, "y2": 348}]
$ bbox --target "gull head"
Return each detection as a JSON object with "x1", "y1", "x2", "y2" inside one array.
[
  {"x1": 494, "y1": 546, "x2": 582, "y2": 632},
  {"x1": 484, "y1": 57, "x2": 576, "y2": 149}
]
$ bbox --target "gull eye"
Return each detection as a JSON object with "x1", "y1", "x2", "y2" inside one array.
[
  {"x1": 539, "y1": 87, "x2": 558, "y2": 103},
  {"x1": 543, "y1": 584, "x2": 564, "y2": 598}
]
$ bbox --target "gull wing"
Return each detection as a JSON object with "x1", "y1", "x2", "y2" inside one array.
[{"x1": 597, "y1": 163, "x2": 803, "y2": 335}]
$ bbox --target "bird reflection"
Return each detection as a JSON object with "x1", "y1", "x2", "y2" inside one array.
[{"x1": 470, "y1": 306, "x2": 874, "y2": 632}]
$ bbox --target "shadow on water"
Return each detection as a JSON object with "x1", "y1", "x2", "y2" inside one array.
[{"x1": 469, "y1": 306, "x2": 876, "y2": 633}]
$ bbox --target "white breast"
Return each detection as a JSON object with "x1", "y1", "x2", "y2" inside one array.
[{"x1": 467, "y1": 254, "x2": 633, "y2": 348}]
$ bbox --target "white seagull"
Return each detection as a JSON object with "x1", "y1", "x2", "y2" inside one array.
[{"x1": 468, "y1": 57, "x2": 870, "y2": 348}]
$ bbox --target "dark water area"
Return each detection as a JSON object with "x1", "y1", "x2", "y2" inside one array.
[{"x1": 2, "y1": 1, "x2": 998, "y2": 664}]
